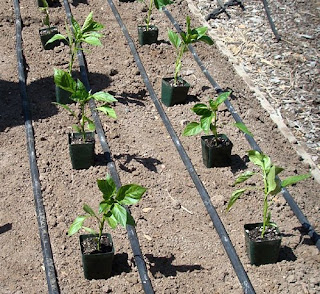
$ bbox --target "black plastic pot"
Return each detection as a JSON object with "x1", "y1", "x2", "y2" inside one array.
[
  {"x1": 37, "y1": 0, "x2": 55, "y2": 7},
  {"x1": 39, "y1": 26, "x2": 60, "y2": 50},
  {"x1": 201, "y1": 134, "x2": 233, "y2": 167},
  {"x1": 161, "y1": 77, "x2": 190, "y2": 107},
  {"x1": 80, "y1": 233, "x2": 114, "y2": 280},
  {"x1": 138, "y1": 25, "x2": 159, "y2": 45},
  {"x1": 244, "y1": 223, "x2": 282, "y2": 266},
  {"x1": 68, "y1": 132, "x2": 95, "y2": 170},
  {"x1": 55, "y1": 85, "x2": 73, "y2": 104}
]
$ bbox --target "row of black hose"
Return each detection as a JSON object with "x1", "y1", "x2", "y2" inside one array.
[{"x1": 13, "y1": 0, "x2": 319, "y2": 293}]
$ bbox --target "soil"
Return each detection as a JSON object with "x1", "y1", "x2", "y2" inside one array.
[
  {"x1": 0, "y1": 0, "x2": 319, "y2": 294},
  {"x1": 81, "y1": 234, "x2": 113, "y2": 255}
]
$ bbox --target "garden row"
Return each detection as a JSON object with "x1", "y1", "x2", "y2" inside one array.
[{"x1": 2, "y1": 0, "x2": 319, "y2": 293}]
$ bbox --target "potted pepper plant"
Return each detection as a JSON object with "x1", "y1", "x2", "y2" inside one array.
[
  {"x1": 53, "y1": 69, "x2": 117, "y2": 169},
  {"x1": 227, "y1": 150, "x2": 310, "y2": 265},
  {"x1": 162, "y1": 16, "x2": 214, "y2": 106},
  {"x1": 38, "y1": 0, "x2": 60, "y2": 50},
  {"x1": 183, "y1": 91, "x2": 252, "y2": 167},
  {"x1": 68, "y1": 174, "x2": 146, "y2": 280},
  {"x1": 46, "y1": 12, "x2": 104, "y2": 103},
  {"x1": 136, "y1": 0, "x2": 173, "y2": 45}
]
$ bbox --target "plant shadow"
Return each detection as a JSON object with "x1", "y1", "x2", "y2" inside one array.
[
  {"x1": 0, "y1": 72, "x2": 112, "y2": 132},
  {"x1": 70, "y1": 0, "x2": 89, "y2": 7},
  {"x1": 0, "y1": 223, "x2": 12, "y2": 235},
  {"x1": 114, "y1": 153, "x2": 162, "y2": 173},
  {"x1": 109, "y1": 89, "x2": 147, "y2": 107},
  {"x1": 145, "y1": 254, "x2": 203, "y2": 277},
  {"x1": 111, "y1": 252, "x2": 131, "y2": 276}
]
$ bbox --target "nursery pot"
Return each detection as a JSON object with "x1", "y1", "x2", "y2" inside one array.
[
  {"x1": 244, "y1": 223, "x2": 282, "y2": 266},
  {"x1": 55, "y1": 85, "x2": 73, "y2": 104},
  {"x1": 37, "y1": 0, "x2": 55, "y2": 7},
  {"x1": 161, "y1": 77, "x2": 190, "y2": 107},
  {"x1": 138, "y1": 25, "x2": 159, "y2": 45},
  {"x1": 80, "y1": 233, "x2": 114, "y2": 280},
  {"x1": 39, "y1": 26, "x2": 60, "y2": 50},
  {"x1": 68, "y1": 132, "x2": 95, "y2": 170},
  {"x1": 201, "y1": 134, "x2": 233, "y2": 167}
]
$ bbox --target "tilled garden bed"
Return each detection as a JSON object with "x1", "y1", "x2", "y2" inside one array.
[{"x1": 0, "y1": 0, "x2": 319, "y2": 293}]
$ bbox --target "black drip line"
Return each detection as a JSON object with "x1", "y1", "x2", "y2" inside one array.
[
  {"x1": 162, "y1": 7, "x2": 319, "y2": 250},
  {"x1": 13, "y1": 0, "x2": 60, "y2": 293},
  {"x1": 62, "y1": 1, "x2": 154, "y2": 293}
]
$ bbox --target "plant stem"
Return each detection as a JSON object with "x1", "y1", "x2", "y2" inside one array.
[
  {"x1": 97, "y1": 219, "x2": 105, "y2": 251},
  {"x1": 174, "y1": 45, "x2": 185, "y2": 85},
  {"x1": 146, "y1": 0, "x2": 154, "y2": 31},
  {"x1": 80, "y1": 102, "x2": 86, "y2": 141},
  {"x1": 261, "y1": 171, "x2": 268, "y2": 237}
]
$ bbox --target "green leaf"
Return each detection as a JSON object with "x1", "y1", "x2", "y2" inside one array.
[
  {"x1": 234, "y1": 122, "x2": 253, "y2": 137},
  {"x1": 270, "y1": 177, "x2": 282, "y2": 196},
  {"x1": 274, "y1": 166, "x2": 284, "y2": 176},
  {"x1": 192, "y1": 103, "x2": 211, "y2": 116},
  {"x1": 87, "y1": 121, "x2": 95, "y2": 131},
  {"x1": 105, "y1": 212, "x2": 118, "y2": 229},
  {"x1": 81, "y1": 11, "x2": 93, "y2": 33},
  {"x1": 68, "y1": 215, "x2": 89, "y2": 236},
  {"x1": 126, "y1": 211, "x2": 136, "y2": 226},
  {"x1": 99, "y1": 200, "x2": 112, "y2": 214},
  {"x1": 97, "y1": 176, "x2": 116, "y2": 200},
  {"x1": 233, "y1": 171, "x2": 255, "y2": 185},
  {"x1": 266, "y1": 165, "x2": 276, "y2": 194},
  {"x1": 198, "y1": 35, "x2": 214, "y2": 45},
  {"x1": 46, "y1": 34, "x2": 67, "y2": 45},
  {"x1": 71, "y1": 16, "x2": 81, "y2": 37},
  {"x1": 154, "y1": 0, "x2": 173, "y2": 10},
  {"x1": 83, "y1": 204, "x2": 96, "y2": 217},
  {"x1": 281, "y1": 173, "x2": 310, "y2": 188},
  {"x1": 262, "y1": 155, "x2": 272, "y2": 171},
  {"x1": 111, "y1": 203, "x2": 128, "y2": 227},
  {"x1": 92, "y1": 92, "x2": 117, "y2": 103},
  {"x1": 195, "y1": 26, "x2": 207, "y2": 37},
  {"x1": 227, "y1": 189, "x2": 246, "y2": 211},
  {"x1": 248, "y1": 150, "x2": 264, "y2": 168},
  {"x1": 168, "y1": 30, "x2": 181, "y2": 49},
  {"x1": 183, "y1": 122, "x2": 202, "y2": 136},
  {"x1": 83, "y1": 36, "x2": 102, "y2": 46},
  {"x1": 53, "y1": 69, "x2": 76, "y2": 93},
  {"x1": 200, "y1": 114, "x2": 213, "y2": 134},
  {"x1": 96, "y1": 105, "x2": 117, "y2": 119},
  {"x1": 216, "y1": 91, "x2": 230, "y2": 106},
  {"x1": 117, "y1": 184, "x2": 146, "y2": 205}
]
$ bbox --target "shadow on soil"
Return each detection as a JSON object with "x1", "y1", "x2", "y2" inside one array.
[
  {"x1": 114, "y1": 153, "x2": 162, "y2": 173},
  {"x1": 279, "y1": 246, "x2": 297, "y2": 262},
  {"x1": 110, "y1": 89, "x2": 147, "y2": 107},
  {"x1": 0, "y1": 72, "x2": 111, "y2": 132},
  {"x1": 111, "y1": 253, "x2": 131, "y2": 276},
  {"x1": 145, "y1": 254, "x2": 203, "y2": 277},
  {"x1": 0, "y1": 223, "x2": 12, "y2": 235}
]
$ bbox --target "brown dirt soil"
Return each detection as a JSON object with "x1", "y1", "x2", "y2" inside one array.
[{"x1": 0, "y1": 0, "x2": 319, "y2": 293}]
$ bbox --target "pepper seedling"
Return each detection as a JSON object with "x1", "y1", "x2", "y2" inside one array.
[{"x1": 68, "y1": 174, "x2": 146, "y2": 251}]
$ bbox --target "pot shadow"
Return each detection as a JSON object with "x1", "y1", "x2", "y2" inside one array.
[
  {"x1": 185, "y1": 94, "x2": 200, "y2": 104},
  {"x1": 111, "y1": 252, "x2": 131, "y2": 276},
  {"x1": 114, "y1": 153, "x2": 162, "y2": 173},
  {"x1": 230, "y1": 154, "x2": 249, "y2": 173},
  {"x1": 70, "y1": 0, "x2": 89, "y2": 7},
  {"x1": 278, "y1": 246, "x2": 297, "y2": 262},
  {"x1": 109, "y1": 89, "x2": 147, "y2": 107},
  {"x1": 0, "y1": 223, "x2": 12, "y2": 235},
  {"x1": 0, "y1": 72, "x2": 112, "y2": 132},
  {"x1": 145, "y1": 254, "x2": 203, "y2": 277}
]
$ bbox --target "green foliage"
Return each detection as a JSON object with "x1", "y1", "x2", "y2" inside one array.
[
  {"x1": 168, "y1": 16, "x2": 214, "y2": 85},
  {"x1": 53, "y1": 69, "x2": 117, "y2": 139},
  {"x1": 39, "y1": 0, "x2": 50, "y2": 28},
  {"x1": 46, "y1": 12, "x2": 104, "y2": 74},
  {"x1": 227, "y1": 150, "x2": 311, "y2": 237},
  {"x1": 138, "y1": 0, "x2": 173, "y2": 30},
  {"x1": 68, "y1": 174, "x2": 146, "y2": 251},
  {"x1": 183, "y1": 91, "x2": 251, "y2": 144}
]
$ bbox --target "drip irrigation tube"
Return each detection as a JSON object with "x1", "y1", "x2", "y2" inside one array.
[
  {"x1": 106, "y1": 1, "x2": 256, "y2": 293},
  {"x1": 261, "y1": 0, "x2": 281, "y2": 42},
  {"x1": 162, "y1": 7, "x2": 320, "y2": 251},
  {"x1": 62, "y1": 1, "x2": 154, "y2": 293},
  {"x1": 13, "y1": 0, "x2": 60, "y2": 293}
]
